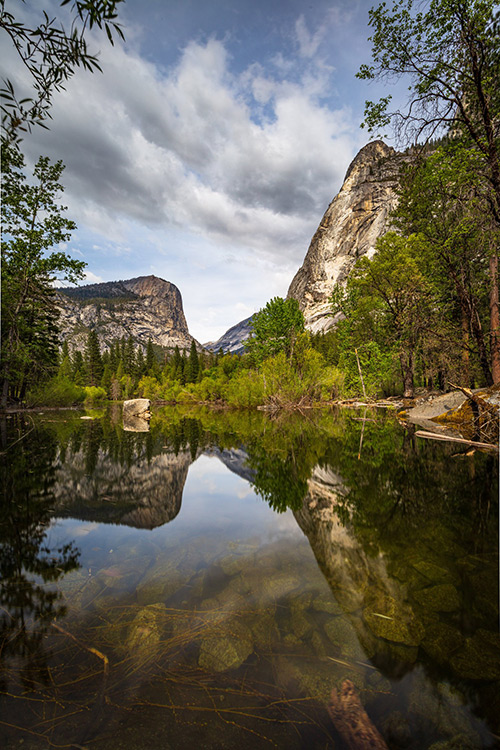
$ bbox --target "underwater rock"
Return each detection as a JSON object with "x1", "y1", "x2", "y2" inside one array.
[
  {"x1": 362, "y1": 592, "x2": 424, "y2": 646},
  {"x1": 450, "y1": 629, "x2": 500, "y2": 680},
  {"x1": 243, "y1": 607, "x2": 279, "y2": 650},
  {"x1": 421, "y1": 622, "x2": 464, "y2": 664},
  {"x1": 218, "y1": 553, "x2": 252, "y2": 576},
  {"x1": 136, "y1": 568, "x2": 187, "y2": 605},
  {"x1": 198, "y1": 620, "x2": 253, "y2": 672},
  {"x1": 312, "y1": 592, "x2": 344, "y2": 615},
  {"x1": 126, "y1": 603, "x2": 167, "y2": 658},
  {"x1": 324, "y1": 616, "x2": 366, "y2": 660},
  {"x1": 408, "y1": 673, "x2": 481, "y2": 743},
  {"x1": 380, "y1": 710, "x2": 412, "y2": 748},
  {"x1": 427, "y1": 735, "x2": 481, "y2": 750},
  {"x1": 413, "y1": 583, "x2": 460, "y2": 612},
  {"x1": 412, "y1": 560, "x2": 457, "y2": 585}
]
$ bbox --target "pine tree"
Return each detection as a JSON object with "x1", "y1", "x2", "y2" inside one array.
[
  {"x1": 71, "y1": 350, "x2": 85, "y2": 385},
  {"x1": 85, "y1": 329, "x2": 103, "y2": 386},
  {"x1": 146, "y1": 338, "x2": 155, "y2": 373},
  {"x1": 185, "y1": 340, "x2": 200, "y2": 383}
]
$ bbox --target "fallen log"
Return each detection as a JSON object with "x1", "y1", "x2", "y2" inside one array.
[
  {"x1": 327, "y1": 679, "x2": 388, "y2": 750},
  {"x1": 415, "y1": 430, "x2": 498, "y2": 452}
]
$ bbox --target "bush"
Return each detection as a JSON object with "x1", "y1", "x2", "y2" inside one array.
[
  {"x1": 224, "y1": 369, "x2": 265, "y2": 407},
  {"x1": 26, "y1": 376, "x2": 86, "y2": 407},
  {"x1": 83, "y1": 386, "x2": 107, "y2": 404}
]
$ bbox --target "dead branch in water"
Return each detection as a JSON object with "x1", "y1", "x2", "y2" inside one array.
[{"x1": 327, "y1": 679, "x2": 388, "y2": 750}]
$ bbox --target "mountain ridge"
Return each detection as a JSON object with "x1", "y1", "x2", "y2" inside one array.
[{"x1": 57, "y1": 274, "x2": 196, "y2": 352}]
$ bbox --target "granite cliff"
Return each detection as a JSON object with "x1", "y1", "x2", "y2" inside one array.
[
  {"x1": 209, "y1": 140, "x2": 405, "y2": 351},
  {"x1": 287, "y1": 140, "x2": 405, "y2": 333},
  {"x1": 57, "y1": 274, "x2": 195, "y2": 352}
]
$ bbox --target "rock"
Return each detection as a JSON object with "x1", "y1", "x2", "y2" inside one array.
[
  {"x1": 57, "y1": 275, "x2": 197, "y2": 353},
  {"x1": 362, "y1": 592, "x2": 424, "y2": 646},
  {"x1": 450, "y1": 629, "x2": 500, "y2": 680},
  {"x1": 421, "y1": 622, "x2": 464, "y2": 664},
  {"x1": 413, "y1": 584, "x2": 460, "y2": 612},
  {"x1": 287, "y1": 140, "x2": 407, "y2": 333},
  {"x1": 198, "y1": 620, "x2": 253, "y2": 672},
  {"x1": 324, "y1": 616, "x2": 366, "y2": 660},
  {"x1": 126, "y1": 603, "x2": 167, "y2": 658},
  {"x1": 312, "y1": 592, "x2": 344, "y2": 615},
  {"x1": 123, "y1": 398, "x2": 151, "y2": 418},
  {"x1": 427, "y1": 735, "x2": 480, "y2": 750},
  {"x1": 203, "y1": 315, "x2": 254, "y2": 355},
  {"x1": 412, "y1": 560, "x2": 457, "y2": 585},
  {"x1": 123, "y1": 414, "x2": 150, "y2": 432}
]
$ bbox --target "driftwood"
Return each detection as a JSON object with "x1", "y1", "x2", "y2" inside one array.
[
  {"x1": 415, "y1": 430, "x2": 498, "y2": 452},
  {"x1": 327, "y1": 679, "x2": 388, "y2": 750}
]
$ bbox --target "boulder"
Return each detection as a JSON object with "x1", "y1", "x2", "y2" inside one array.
[{"x1": 123, "y1": 398, "x2": 151, "y2": 418}]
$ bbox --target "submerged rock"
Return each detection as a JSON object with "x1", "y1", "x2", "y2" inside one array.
[
  {"x1": 450, "y1": 629, "x2": 500, "y2": 680},
  {"x1": 363, "y1": 592, "x2": 424, "y2": 646},
  {"x1": 126, "y1": 603, "x2": 168, "y2": 658},
  {"x1": 413, "y1": 584, "x2": 460, "y2": 613},
  {"x1": 421, "y1": 622, "x2": 464, "y2": 664},
  {"x1": 198, "y1": 620, "x2": 253, "y2": 672}
]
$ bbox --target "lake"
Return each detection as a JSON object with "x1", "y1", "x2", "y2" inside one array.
[{"x1": 0, "y1": 405, "x2": 498, "y2": 749}]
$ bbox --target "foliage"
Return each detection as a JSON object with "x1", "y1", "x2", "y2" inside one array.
[
  {"x1": 1, "y1": 146, "x2": 86, "y2": 407},
  {"x1": 244, "y1": 297, "x2": 305, "y2": 364},
  {"x1": 1, "y1": 0, "x2": 125, "y2": 142},
  {"x1": 26, "y1": 375, "x2": 85, "y2": 407},
  {"x1": 83, "y1": 385, "x2": 107, "y2": 403}
]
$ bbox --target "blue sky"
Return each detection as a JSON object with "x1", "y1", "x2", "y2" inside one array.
[{"x1": 5, "y1": 0, "x2": 397, "y2": 343}]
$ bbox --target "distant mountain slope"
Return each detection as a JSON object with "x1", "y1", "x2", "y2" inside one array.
[
  {"x1": 204, "y1": 315, "x2": 254, "y2": 354},
  {"x1": 56, "y1": 274, "x2": 196, "y2": 352}
]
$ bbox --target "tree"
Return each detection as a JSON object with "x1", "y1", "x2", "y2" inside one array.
[
  {"x1": 244, "y1": 297, "x2": 305, "y2": 365},
  {"x1": 1, "y1": 0, "x2": 125, "y2": 143},
  {"x1": 358, "y1": 0, "x2": 500, "y2": 381},
  {"x1": 395, "y1": 142, "x2": 498, "y2": 384},
  {"x1": 185, "y1": 340, "x2": 200, "y2": 383},
  {"x1": 84, "y1": 329, "x2": 102, "y2": 386},
  {"x1": 1, "y1": 146, "x2": 85, "y2": 407},
  {"x1": 336, "y1": 233, "x2": 435, "y2": 397},
  {"x1": 146, "y1": 338, "x2": 155, "y2": 373}
]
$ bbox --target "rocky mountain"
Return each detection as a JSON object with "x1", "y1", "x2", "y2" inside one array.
[
  {"x1": 56, "y1": 274, "x2": 195, "y2": 352},
  {"x1": 206, "y1": 140, "x2": 405, "y2": 352},
  {"x1": 287, "y1": 140, "x2": 406, "y2": 333},
  {"x1": 204, "y1": 316, "x2": 254, "y2": 354}
]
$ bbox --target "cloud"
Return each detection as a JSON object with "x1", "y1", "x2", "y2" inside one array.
[{"x1": 24, "y1": 25, "x2": 363, "y2": 266}]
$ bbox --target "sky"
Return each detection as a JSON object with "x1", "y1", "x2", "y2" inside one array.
[{"x1": 3, "y1": 0, "x2": 397, "y2": 343}]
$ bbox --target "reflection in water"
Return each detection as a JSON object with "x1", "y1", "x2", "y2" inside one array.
[
  {"x1": 0, "y1": 407, "x2": 498, "y2": 749},
  {"x1": 0, "y1": 417, "x2": 80, "y2": 696}
]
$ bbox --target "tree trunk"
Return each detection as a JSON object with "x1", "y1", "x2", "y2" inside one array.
[
  {"x1": 461, "y1": 306, "x2": 471, "y2": 387},
  {"x1": 489, "y1": 252, "x2": 500, "y2": 384},
  {"x1": 327, "y1": 680, "x2": 388, "y2": 750},
  {"x1": 400, "y1": 349, "x2": 414, "y2": 398}
]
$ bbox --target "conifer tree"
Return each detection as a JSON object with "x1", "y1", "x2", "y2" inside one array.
[
  {"x1": 186, "y1": 340, "x2": 200, "y2": 383},
  {"x1": 85, "y1": 329, "x2": 103, "y2": 386},
  {"x1": 146, "y1": 338, "x2": 155, "y2": 372}
]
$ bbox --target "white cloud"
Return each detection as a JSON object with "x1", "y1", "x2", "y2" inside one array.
[{"x1": 24, "y1": 28, "x2": 362, "y2": 265}]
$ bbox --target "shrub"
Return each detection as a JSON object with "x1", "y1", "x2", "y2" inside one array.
[
  {"x1": 26, "y1": 377, "x2": 86, "y2": 407},
  {"x1": 83, "y1": 386, "x2": 107, "y2": 404}
]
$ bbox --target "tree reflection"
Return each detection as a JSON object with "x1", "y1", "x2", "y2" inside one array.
[{"x1": 0, "y1": 416, "x2": 80, "y2": 690}]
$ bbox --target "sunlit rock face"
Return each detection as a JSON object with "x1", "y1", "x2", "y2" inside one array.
[
  {"x1": 287, "y1": 140, "x2": 406, "y2": 333},
  {"x1": 53, "y1": 449, "x2": 194, "y2": 529},
  {"x1": 56, "y1": 274, "x2": 196, "y2": 352}
]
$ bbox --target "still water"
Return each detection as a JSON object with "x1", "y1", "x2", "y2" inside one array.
[{"x1": 0, "y1": 406, "x2": 498, "y2": 749}]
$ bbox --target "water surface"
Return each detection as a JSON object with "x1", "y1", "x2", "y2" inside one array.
[{"x1": 0, "y1": 406, "x2": 498, "y2": 749}]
